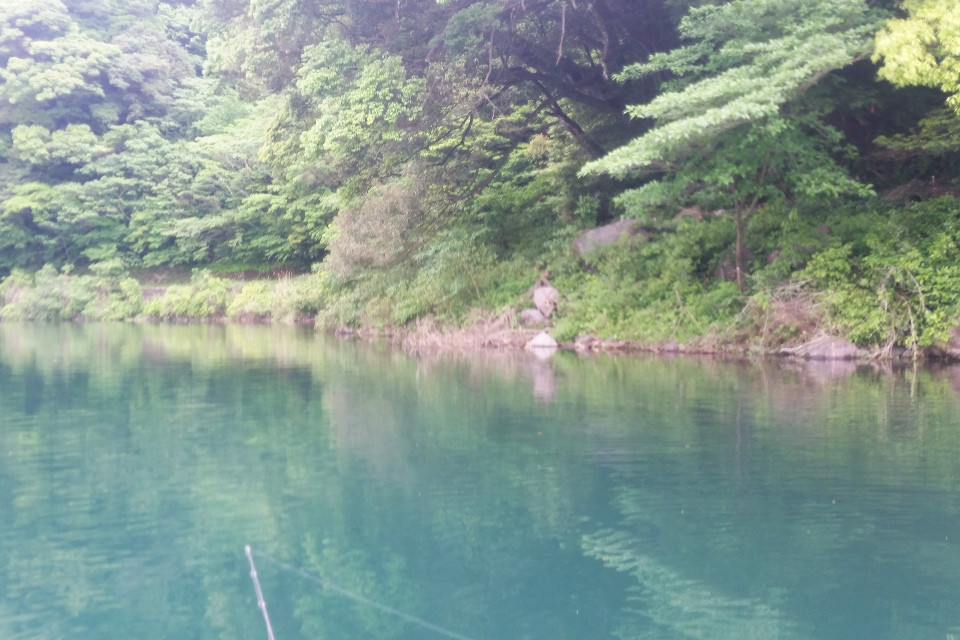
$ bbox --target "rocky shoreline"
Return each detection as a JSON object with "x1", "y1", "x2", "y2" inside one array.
[
  {"x1": 345, "y1": 319, "x2": 952, "y2": 363},
  {"x1": 374, "y1": 275, "x2": 950, "y2": 362},
  {"x1": 8, "y1": 310, "x2": 953, "y2": 362}
]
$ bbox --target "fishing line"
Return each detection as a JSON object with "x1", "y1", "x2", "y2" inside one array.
[
  {"x1": 248, "y1": 546, "x2": 480, "y2": 640},
  {"x1": 245, "y1": 545, "x2": 277, "y2": 640}
]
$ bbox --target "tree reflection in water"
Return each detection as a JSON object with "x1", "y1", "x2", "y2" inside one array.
[{"x1": 1, "y1": 323, "x2": 959, "y2": 640}]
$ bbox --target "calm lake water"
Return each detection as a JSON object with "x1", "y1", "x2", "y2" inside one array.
[{"x1": 1, "y1": 323, "x2": 959, "y2": 640}]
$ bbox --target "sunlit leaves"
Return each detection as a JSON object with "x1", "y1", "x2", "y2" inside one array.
[
  {"x1": 0, "y1": 0, "x2": 73, "y2": 61},
  {"x1": 10, "y1": 125, "x2": 52, "y2": 164},
  {"x1": 0, "y1": 29, "x2": 120, "y2": 105},
  {"x1": 584, "y1": 0, "x2": 883, "y2": 178},
  {"x1": 296, "y1": 41, "x2": 424, "y2": 169},
  {"x1": 874, "y1": 0, "x2": 960, "y2": 113}
]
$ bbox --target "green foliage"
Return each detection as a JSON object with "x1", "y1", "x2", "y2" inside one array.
[
  {"x1": 0, "y1": 263, "x2": 331, "y2": 323},
  {"x1": 142, "y1": 271, "x2": 230, "y2": 319},
  {"x1": 226, "y1": 270, "x2": 328, "y2": 321},
  {"x1": 391, "y1": 228, "x2": 498, "y2": 325},
  {"x1": 582, "y1": 0, "x2": 882, "y2": 294},
  {"x1": 296, "y1": 41, "x2": 424, "y2": 173},
  {"x1": 584, "y1": 0, "x2": 884, "y2": 177},
  {"x1": 0, "y1": 266, "x2": 77, "y2": 321},
  {"x1": 224, "y1": 280, "x2": 274, "y2": 318},
  {"x1": 797, "y1": 197, "x2": 960, "y2": 348},
  {"x1": 0, "y1": 261, "x2": 142, "y2": 320},
  {"x1": 874, "y1": 0, "x2": 960, "y2": 114},
  {"x1": 875, "y1": 106, "x2": 960, "y2": 154},
  {"x1": 1, "y1": 0, "x2": 959, "y2": 348},
  {"x1": 551, "y1": 218, "x2": 744, "y2": 342},
  {"x1": 0, "y1": 28, "x2": 120, "y2": 106},
  {"x1": 614, "y1": 118, "x2": 873, "y2": 222}
]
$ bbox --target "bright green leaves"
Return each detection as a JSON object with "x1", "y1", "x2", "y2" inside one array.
[
  {"x1": 615, "y1": 117, "x2": 871, "y2": 223},
  {"x1": 200, "y1": 0, "x2": 331, "y2": 93},
  {"x1": 0, "y1": 262, "x2": 143, "y2": 321},
  {"x1": 582, "y1": 0, "x2": 881, "y2": 294},
  {"x1": 798, "y1": 197, "x2": 960, "y2": 348},
  {"x1": 12, "y1": 124, "x2": 105, "y2": 165},
  {"x1": 586, "y1": 0, "x2": 883, "y2": 177},
  {"x1": 296, "y1": 41, "x2": 424, "y2": 171},
  {"x1": 10, "y1": 125, "x2": 53, "y2": 164},
  {"x1": 49, "y1": 123, "x2": 102, "y2": 164},
  {"x1": 0, "y1": 28, "x2": 120, "y2": 106},
  {"x1": 1, "y1": 182, "x2": 58, "y2": 221},
  {"x1": 874, "y1": 0, "x2": 960, "y2": 113},
  {"x1": 0, "y1": 0, "x2": 198, "y2": 131},
  {"x1": 0, "y1": 0, "x2": 73, "y2": 61}
]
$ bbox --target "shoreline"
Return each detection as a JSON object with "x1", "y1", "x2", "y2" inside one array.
[
  {"x1": 2, "y1": 308, "x2": 956, "y2": 363},
  {"x1": 5, "y1": 265, "x2": 959, "y2": 364},
  {"x1": 124, "y1": 314, "x2": 960, "y2": 362}
]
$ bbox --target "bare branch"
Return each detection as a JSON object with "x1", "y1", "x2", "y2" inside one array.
[{"x1": 590, "y1": 3, "x2": 610, "y2": 80}]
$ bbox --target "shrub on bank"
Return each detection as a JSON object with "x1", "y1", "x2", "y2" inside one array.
[
  {"x1": 547, "y1": 214, "x2": 744, "y2": 343},
  {"x1": 142, "y1": 271, "x2": 230, "y2": 319},
  {"x1": 0, "y1": 261, "x2": 142, "y2": 321},
  {"x1": 0, "y1": 264, "x2": 327, "y2": 323},
  {"x1": 531, "y1": 196, "x2": 960, "y2": 350},
  {"x1": 226, "y1": 269, "x2": 327, "y2": 321},
  {"x1": 796, "y1": 197, "x2": 960, "y2": 349}
]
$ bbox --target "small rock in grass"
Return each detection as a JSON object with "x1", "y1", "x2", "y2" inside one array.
[
  {"x1": 519, "y1": 308, "x2": 548, "y2": 326},
  {"x1": 573, "y1": 335, "x2": 595, "y2": 351}
]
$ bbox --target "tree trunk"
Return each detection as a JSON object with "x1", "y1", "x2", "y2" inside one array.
[{"x1": 735, "y1": 204, "x2": 745, "y2": 292}]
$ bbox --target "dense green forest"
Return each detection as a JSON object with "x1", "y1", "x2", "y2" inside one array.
[{"x1": 1, "y1": 0, "x2": 960, "y2": 351}]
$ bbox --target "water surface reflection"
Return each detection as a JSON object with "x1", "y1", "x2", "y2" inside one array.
[{"x1": 0, "y1": 324, "x2": 959, "y2": 640}]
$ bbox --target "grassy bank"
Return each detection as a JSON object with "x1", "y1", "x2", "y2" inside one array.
[
  {"x1": 0, "y1": 263, "x2": 327, "y2": 325},
  {"x1": 4, "y1": 196, "x2": 960, "y2": 360}
]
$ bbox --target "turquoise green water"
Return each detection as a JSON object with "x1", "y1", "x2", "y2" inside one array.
[{"x1": 1, "y1": 324, "x2": 960, "y2": 640}]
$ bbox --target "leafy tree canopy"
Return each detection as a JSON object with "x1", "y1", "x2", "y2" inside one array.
[
  {"x1": 874, "y1": 0, "x2": 960, "y2": 113},
  {"x1": 583, "y1": 0, "x2": 884, "y2": 177}
]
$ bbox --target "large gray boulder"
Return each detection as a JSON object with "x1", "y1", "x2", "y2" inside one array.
[
  {"x1": 781, "y1": 337, "x2": 858, "y2": 360},
  {"x1": 572, "y1": 219, "x2": 651, "y2": 255},
  {"x1": 532, "y1": 285, "x2": 560, "y2": 317},
  {"x1": 806, "y1": 338, "x2": 858, "y2": 360},
  {"x1": 573, "y1": 335, "x2": 595, "y2": 352}
]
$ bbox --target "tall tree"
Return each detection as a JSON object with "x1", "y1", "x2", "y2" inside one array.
[{"x1": 583, "y1": 0, "x2": 883, "y2": 291}]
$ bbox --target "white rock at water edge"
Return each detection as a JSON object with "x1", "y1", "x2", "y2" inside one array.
[{"x1": 526, "y1": 331, "x2": 558, "y2": 350}]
